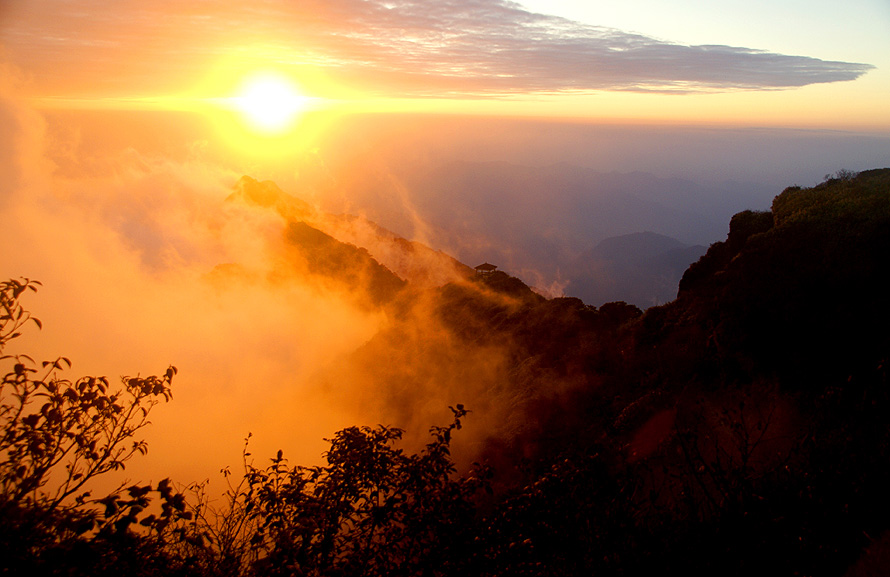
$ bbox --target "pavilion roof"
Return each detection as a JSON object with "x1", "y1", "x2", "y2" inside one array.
[{"x1": 474, "y1": 263, "x2": 498, "y2": 271}]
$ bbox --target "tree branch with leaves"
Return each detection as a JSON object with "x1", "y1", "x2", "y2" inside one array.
[{"x1": 0, "y1": 277, "x2": 191, "y2": 575}]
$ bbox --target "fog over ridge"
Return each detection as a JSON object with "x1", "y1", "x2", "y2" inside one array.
[{"x1": 2, "y1": 70, "x2": 889, "y2": 488}]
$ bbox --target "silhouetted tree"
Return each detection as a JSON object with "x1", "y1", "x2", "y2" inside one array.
[{"x1": 0, "y1": 277, "x2": 191, "y2": 576}]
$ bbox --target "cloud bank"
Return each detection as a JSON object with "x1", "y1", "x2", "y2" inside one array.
[
  {"x1": 0, "y1": 0, "x2": 874, "y2": 98},
  {"x1": 0, "y1": 70, "x2": 391, "y2": 488}
]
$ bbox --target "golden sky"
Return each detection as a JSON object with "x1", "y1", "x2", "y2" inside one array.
[{"x1": 1, "y1": 0, "x2": 888, "y2": 128}]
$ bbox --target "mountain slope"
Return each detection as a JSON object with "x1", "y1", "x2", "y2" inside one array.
[
  {"x1": 229, "y1": 175, "x2": 472, "y2": 289},
  {"x1": 440, "y1": 168, "x2": 890, "y2": 577},
  {"x1": 282, "y1": 220, "x2": 407, "y2": 308},
  {"x1": 664, "y1": 168, "x2": 890, "y2": 386}
]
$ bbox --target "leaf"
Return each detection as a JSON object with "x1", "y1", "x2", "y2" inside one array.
[{"x1": 140, "y1": 515, "x2": 157, "y2": 527}]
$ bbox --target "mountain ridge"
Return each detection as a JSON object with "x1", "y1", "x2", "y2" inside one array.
[{"x1": 228, "y1": 175, "x2": 473, "y2": 292}]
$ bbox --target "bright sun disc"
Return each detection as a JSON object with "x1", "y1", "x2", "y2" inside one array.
[{"x1": 234, "y1": 74, "x2": 308, "y2": 133}]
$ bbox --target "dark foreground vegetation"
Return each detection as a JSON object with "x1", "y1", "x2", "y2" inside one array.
[{"x1": 3, "y1": 168, "x2": 890, "y2": 576}]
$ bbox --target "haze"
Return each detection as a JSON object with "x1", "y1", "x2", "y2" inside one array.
[{"x1": 1, "y1": 0, "x2": 889, "y2": 487}]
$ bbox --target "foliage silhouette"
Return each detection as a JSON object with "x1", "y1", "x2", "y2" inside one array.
[
  {"x1": 0, "y1": 277, "x2": 191, "y2": 576},
  {"x1": 192, "y1": 405, "x2": 490, "y2": 577}
]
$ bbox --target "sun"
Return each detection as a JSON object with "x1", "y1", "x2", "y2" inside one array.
[{"x1": 233, "y1": 73, "x2": 309, "y2": 133}]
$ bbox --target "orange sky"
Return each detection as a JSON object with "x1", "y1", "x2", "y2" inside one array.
[{"x1": 1, "y1": 0, "x2": 888, "y2": 129}]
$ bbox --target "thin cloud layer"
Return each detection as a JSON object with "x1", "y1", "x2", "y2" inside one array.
[{"x1": 0, "y1": 0, "x2": 873, "y2": 98}]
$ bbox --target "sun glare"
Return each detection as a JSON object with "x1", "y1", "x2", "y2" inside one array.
[{"x1": 234, "y1": 73, "x2": 309, "y2": 133}]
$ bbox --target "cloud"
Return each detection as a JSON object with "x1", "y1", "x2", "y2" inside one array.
[
  {"x1": 0, "y1": 61, "x2": 53, "y2": 202},
  {"x1": 0, "y1": 0, "x2": 873, "y2": 99},
  {"x1": 337, "y1": 0, "x2": 874, "y2": 93},
  {"x1": 0, "y1": 68, "x2": 390, "y2": 488}
]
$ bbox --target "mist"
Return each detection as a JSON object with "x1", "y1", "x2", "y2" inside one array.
[
  {"x1": 2, "y1": 86, "x2": 389, "y2": 488},
  {"x1": 3, "y1": 68, "x2": 890, "y2": 489}
]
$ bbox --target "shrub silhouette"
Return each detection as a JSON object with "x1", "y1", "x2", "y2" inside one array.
[
  {"x1": 0, "y1": 277, "x2": 189, "y2": 576},
  {"x1": 209, "y1": 406, "x2": 489, "y2": 577},
  {"x1": 0, "y1": 277, "x2": 490, "y2": 576}
]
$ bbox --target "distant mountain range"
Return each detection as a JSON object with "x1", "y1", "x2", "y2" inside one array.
[
  {"x1": 388, "y1": 161, "x2": 771, "y2": 285},
  {"x1": 567, "y1": 231, "x2": 707, "y2": 307}
]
